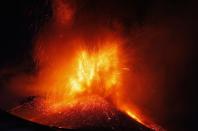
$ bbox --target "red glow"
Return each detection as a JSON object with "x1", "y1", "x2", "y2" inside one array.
[{"x1": 9, "y1": 0, "x2": 164, "y2": 130}]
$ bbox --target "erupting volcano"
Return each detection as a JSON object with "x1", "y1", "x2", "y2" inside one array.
[{"x1": 3, "y1": 0, "x2": 165, "y2": 130}]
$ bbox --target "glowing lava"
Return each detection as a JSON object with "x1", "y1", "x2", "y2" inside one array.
[
  {"x1": 39, "y1": 41, "x2": 147, "y2": 128},
  {"x1": 8, "y1": 0, "x2": 164, "y2": 130},
  {"x1": 68, "y1": 44, "x2": 120, "y2": 97}
]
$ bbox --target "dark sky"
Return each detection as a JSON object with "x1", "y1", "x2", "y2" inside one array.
[{"x1": 0, "y1": 0, "x2": 198, "y2": 130}]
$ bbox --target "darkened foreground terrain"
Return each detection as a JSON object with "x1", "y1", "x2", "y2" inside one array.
[{"x1": 1, "y1": 106, "x2": 151, "y2": 131}]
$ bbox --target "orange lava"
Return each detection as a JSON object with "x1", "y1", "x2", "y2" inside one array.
[
  {"x1": 10, "y1": 0, "x2": 163, "y2": 130},
  {"x1": 35, "y1": 39, "x2": 146, "y2": 126},
  {"x1": 68, "y1": 44, "x2": 120, "y2": 98}
]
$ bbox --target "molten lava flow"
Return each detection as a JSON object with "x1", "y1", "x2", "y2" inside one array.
[{"x1": 125, "y1": 109, "x2": 142, "y2": 124}]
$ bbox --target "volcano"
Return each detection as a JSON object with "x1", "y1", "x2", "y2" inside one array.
[
  {"x1": 0, "y1": 0, "x2": 166, "y2": 130},
  {"x1": 10, "y1": 95, "x2": 151, "y2": 131}
]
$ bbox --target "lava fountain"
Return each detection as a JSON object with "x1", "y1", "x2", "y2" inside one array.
[{"x1": 9, "y1": 0, "x2": 163, "y2": 130}]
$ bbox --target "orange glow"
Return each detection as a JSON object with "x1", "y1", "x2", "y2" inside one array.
[
  {"x1": 40, "y1": 40, "x2": 125, "y2": 111},
  {"x1": 68, "y1": 45, "x2": 120, "y2": 97},
  {"x1": 35, "y1": 39, "x2": 150, "y2": 127},
  {"x1": 30, "y1": 35, "x2": 155, "y2": 128},
  {"x1": 63, "y1": 45, "x2": 145, "y2": 125},
  {"x1": 53, "y1": 0, "x2": 75, "y2": 26},
  {"x1": 9, "y1": 1, "x2": 163, "y2": 130},
  {"x1": 125, "y1": 109, "x2": 142, "y2": 123}
]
